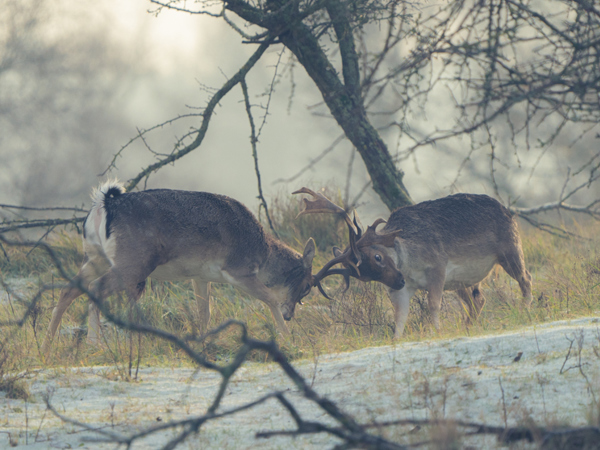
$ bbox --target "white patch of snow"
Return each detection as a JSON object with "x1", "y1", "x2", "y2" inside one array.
[{"x1": 1, "y1": 317, "x2": 599, "y2": 448}]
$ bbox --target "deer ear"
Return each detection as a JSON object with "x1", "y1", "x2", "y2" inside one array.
[
  {"x1": 303, "y1": 238, "x2": 316, "y2": 269},
  {"x1": 332, "y1": 246, "x2": 343, "y2": 257}
]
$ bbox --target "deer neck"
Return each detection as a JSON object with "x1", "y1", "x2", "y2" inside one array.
[{"x1": 259, "y1": 236, "x2": 304, "y2": 289}]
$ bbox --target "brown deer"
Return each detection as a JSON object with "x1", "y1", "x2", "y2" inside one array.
[
  {"x1": 41, "y1": 181, "x2": 317, "y2": 353},
  {"x1": 293, "y1": 188, "x2": 532, "y2": 337}
]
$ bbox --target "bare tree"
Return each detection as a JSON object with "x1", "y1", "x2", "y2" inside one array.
[
  {"x1": 0, "y1": 0, "x2": 598, "y2": 241},
  {"x1": 124, "y1": 0, "x2": 600, "y2": 217}
]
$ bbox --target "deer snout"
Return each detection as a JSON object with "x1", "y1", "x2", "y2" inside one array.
[
  {"x1": 281, "y1": 302, "x2": 296, "y2": 321},
  {"x1": 391, "y1": 275, "x2": 405, "y2": 291}
]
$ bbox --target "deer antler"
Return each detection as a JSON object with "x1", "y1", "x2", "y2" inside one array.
[
  {"x1": 293, "y1": 187, "x2": 357, "y2": 231},
  {"x1": 293, "y1": 187, "x2": 362, "y2": 270},
  {"x1": 293, "y1": 188, "x2": 365, "y2": 297},
  {"x1": 356, "y1": 218, "x2": 402, "y2": 248}
]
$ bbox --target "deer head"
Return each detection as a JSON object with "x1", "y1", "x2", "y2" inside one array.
[
  {"x1": 293, "y1": 188, "x2": 405, "y2": 297},
  {"x1": 279, "y1": 237, "x2": 316, "y2": 321}
]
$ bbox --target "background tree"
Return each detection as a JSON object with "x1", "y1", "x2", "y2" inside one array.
[
  {"x1": 137, "y1": 0, "x2": 600, "y2": 217},
  {"x1": 1, "y1": 0, "x2": 599, "y2": 236}
]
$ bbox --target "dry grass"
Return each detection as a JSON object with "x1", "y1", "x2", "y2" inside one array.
[{"x1": 0, "y1": 196, "x2": 599, "y2": 379}]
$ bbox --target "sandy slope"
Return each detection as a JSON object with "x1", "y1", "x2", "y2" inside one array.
[{"x1": 1, "y1": 317, "x2": 599, "y2": 449}]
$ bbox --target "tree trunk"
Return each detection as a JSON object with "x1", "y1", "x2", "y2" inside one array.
[
  {"x1": 225, "y1": 0, "x2": 414, "y2": 210},
  {"x1": 280, "y1": 24, "x2": 413, "y2": 209}
]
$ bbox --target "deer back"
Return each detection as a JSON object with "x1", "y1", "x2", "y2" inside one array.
[
  {"x1": 100, "y1": 188, "x2": 270, "y2": 274},
  {"x1": 383, "y1": 193, "x2": 518, "y2": 261}
]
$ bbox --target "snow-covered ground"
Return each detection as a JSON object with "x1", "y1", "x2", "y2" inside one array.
[{"x1": 2, "y1": 317, "x2": 599, "y2": 449}]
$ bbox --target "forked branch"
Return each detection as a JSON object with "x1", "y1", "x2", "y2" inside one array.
[{"x1": 123, "y1": 37, "x2": 274, "y2": 192}]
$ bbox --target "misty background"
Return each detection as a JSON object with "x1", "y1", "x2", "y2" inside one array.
[{"x1": 1, "y1": 0, "x2": 597, "y2": 225}]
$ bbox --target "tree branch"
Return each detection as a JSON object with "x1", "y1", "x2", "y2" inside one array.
[
  {"x1": 240, "y1": 78, "x2": 278, "y2": 236},
  {"x1": 123, "y1": 37, "x2": 274, "y2": 192}
]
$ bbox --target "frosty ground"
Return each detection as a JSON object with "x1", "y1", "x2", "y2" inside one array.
[{"x1": 1, "y1": 317, "x2": 599, "y2": 449}]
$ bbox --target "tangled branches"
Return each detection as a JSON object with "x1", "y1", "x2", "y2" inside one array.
[{"x1": 2, "y1": 234, "x2": 600, "y2": 448}]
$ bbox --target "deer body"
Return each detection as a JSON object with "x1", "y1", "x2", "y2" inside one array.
[
  {"x1": 379, "y1": 194, "x2": 532, "y2": 336},
  {"x1": 42, "y1": 182, "x2": 315, "y2": 352},
  {"x1": 296, "y1": 189, "x2": 532, "y2": 338}
]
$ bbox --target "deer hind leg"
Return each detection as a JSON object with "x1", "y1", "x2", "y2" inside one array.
[
  {"x1": 388, "y1": 285, "x2": 416, "y2": 338},
  {"x1": 86, "y1": 279, "x2": 146, "y2": 345},
  {"x1": 498, "y1": 248, "x2": 533, "y2": 307},
  {"x1": 42, "y1": 257, "x2": 108, "y2": 354},
  {"x1": 456, "y1": 283, "x2": 486, "y2": 325},
  {"x1": 86, "y1": 263, "x2": 153, "y2": 344},
  {"x1": 427, "y1": 286, "x2": 445, "y2": 332},
  {"x1": 192, "y1": 279, "x2": 211, "y2": 334}
]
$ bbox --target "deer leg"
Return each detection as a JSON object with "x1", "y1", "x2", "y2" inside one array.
[
  {"x1": 456, "y1": 283, "x2": 486, "y2": 324},
  {"x1": 426, "y1": 276, "x2": 445, "y2": 332},
  {"x1": 231, "y1": 274, "x2": 290, "y2": 336},
  {"x1": 388, "y1": 285, "x2": 416, "y2": 338},
  {"x1": 498, "y1": 251, "x2": 533, "y2": 307},
  {"x1": 42, "y1": 259, "x2": 106, "y2": 354},
  {"x1": 86, "y1": 282, "x2": 146, "y2": 345},
  {"x1": 86, "y1": 264, "x2": 154, "y2": 344},
  {"x1": 87, "y1": 301, "x2": 102, "y2": 345},
  {"x1": 192, "y1": 279, "x2": 211, "y2": 334}
]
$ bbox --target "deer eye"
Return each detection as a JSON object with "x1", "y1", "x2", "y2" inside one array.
[{"x1": 374, "y1": 254, "x2": 382, "y2": 262}]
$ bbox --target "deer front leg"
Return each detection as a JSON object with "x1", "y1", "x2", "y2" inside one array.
[
  {"x1": 192, "y1": 279, "x2": 211, "y2": 334},
  {"x1": 388, "y1": 285, "x2": 416, "y2": 338},
  {"x1": 233, "y1": 274, "x2": 290, "y2": 336},
  {"x1": 86, "y1": 301, "x2": 102, "y2": 345},
  {"x1": 427, "y1": 282, "x2": 445, "y2": 332}
]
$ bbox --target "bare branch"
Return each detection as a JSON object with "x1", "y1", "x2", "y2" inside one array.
[
  {"x1": 240, "y1": 78, "x2": 278, "y2": 236},
  {"x1": 123, "y1": 37, "x2": 275, "y2": 192},
  {"x1": 0, "y1": 217, "x2": 85, "y2": 235},
  {"x1": 0, "y1": 204, "x2": 86, "y2": 213}
]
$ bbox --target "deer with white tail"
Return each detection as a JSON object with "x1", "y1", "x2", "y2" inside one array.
[
  {"x1": 293, "y1": 188, "x2": 532, "y2": 337},
  {"x1": 42, "y1": 181, "x2": 317, "y2": 353}
]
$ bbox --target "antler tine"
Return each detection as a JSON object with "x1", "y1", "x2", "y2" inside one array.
[
  {"x1": 293, "y1": 187, "x2": 363, "y2": 263},
  {"x1": 356, "y1": 218, "x2": 402, "y2": 248},
  {"x1": 293, "y1": 187, "x2": 356, "y2": 233},
  {"x1": 368, "y1": 218, "x2": 387, "y2": 230},
  {"x1": 314, "y1": 268, "x2": 351, "y2": 300},
  {"x1": 353, "y1": 212, "x2": 363, "y2": 239},
  {"x1": 313, "y1": 248, "x2": 355, "y2": 281}
]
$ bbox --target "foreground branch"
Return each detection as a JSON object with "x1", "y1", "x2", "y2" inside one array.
[{"x1": 1, "y1": 234, "x2": 599, "y2": 448}]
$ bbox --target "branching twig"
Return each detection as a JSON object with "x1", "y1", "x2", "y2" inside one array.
[
  {"x1": 241, "y1": 77, "x2": 278, "y2": 236},
  {"x1": 123, "y1": 37, "x2": 275, "y2": 192},
  {"x1": 2, "y1": 234, "x2": 600, "y2": 449}
]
